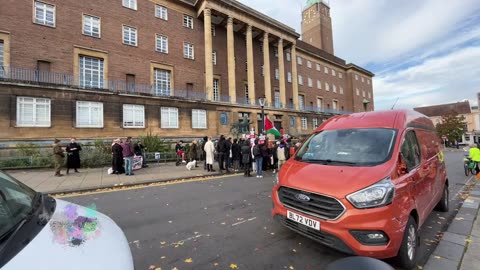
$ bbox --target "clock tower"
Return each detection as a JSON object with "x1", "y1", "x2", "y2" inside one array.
[{"x1": 301, "y1": 0, "x2": 334, "y2": 54}]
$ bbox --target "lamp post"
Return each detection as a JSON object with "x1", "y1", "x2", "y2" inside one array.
[{"x1": 258, "y1": 95, "x2": 266, "y2": 135}]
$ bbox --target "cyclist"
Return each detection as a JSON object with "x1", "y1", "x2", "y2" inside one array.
[{"x1": 469, "y1": 142, "x2": 480, "y2": 176}]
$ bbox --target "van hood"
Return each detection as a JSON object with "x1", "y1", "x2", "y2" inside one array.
[
  {"x1": 3, "y1": 199, "x2": 134, "y2": 270},
  {"x1": 279, "y1": 160, "x2": 392, "y2": 199}
]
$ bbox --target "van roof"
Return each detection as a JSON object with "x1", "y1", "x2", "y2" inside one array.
[{"x1": 317, "y1": 110, "x2": 434, "y2": 131}]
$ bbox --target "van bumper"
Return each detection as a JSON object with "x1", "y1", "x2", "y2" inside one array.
[{"x1": 272, "y1": 191, "x2": 405, "y2": 259}]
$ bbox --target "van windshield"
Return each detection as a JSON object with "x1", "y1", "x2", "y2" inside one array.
[
  {"x1": 295, "y1": 128, "x2": 397, "y2": 166},
  {"x1": 0, "y1": 171, "x2": 36, "y2": 240}
]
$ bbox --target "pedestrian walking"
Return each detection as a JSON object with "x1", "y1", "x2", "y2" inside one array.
[
  {"x1": 232, "y1": 139, "x2": 242, "y2": 172},
  {"x1": 134, "y1": 139, "x2": 148, "y2": 168},
  {"x1": 52, "y1": 138, "x2": 65, "y2": 177},
  {"x1": 201, "y1": 136, "x2": 208, "y2": 170},
  {"x1": 241, "y1": 140, "x2": 252, "y2": 177},
  {"x1": 253, "y1": 139, "x2": 264, "y2": 178},
  {"x1": 66, "y1": 137, "x2": 82, "y2": 174},
  {"x1": 122, "y1": 137, "x2": 135, "y2": 176},
  {"x1": 111, "y1": 138, "x2": 124, "y2": 174},
  {"x1": 204, "y1": 137, "x2": 216, "y2": 172}
]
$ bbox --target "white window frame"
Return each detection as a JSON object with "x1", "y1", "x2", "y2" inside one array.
[
  {"x1": 34, "y1": 1, "x2": 55, "y2": 27},
  {"x1": 333, "y1": 84, "x2": 337, "y2": 93},
  {"x1": 155, "y1": 34, "x2": 168, "y2": 54},
  {"x1": 308, "y1": 77, "x2": 313, "y2": 88},
  {"x1": 287, "y1": 72, "x2": 292, "y2": 83},
  {"x1": 317, "y1": 98, "x2": 323, "y2": 110},
  {"x1": 275, "y1": 68, "x2": 279, "y2": 80},
  {"x1": 155, "y1": 5, "x2": 168, "y2": 20},
  {"x1": 307, "y1": 61, "x2": 312, "y2": 68},
  {"x1": 313, "y1": 118, "x2": 318, "y2": 129},
  {"x1": 339, "y1": 72, "x2": 343, "y2": 79},
  {"x1": 297, "y1": 56, "x2": 302, "y2": 65},
  {"x1": 183, "y1": 42, "x2": 194, "y2": 60},
  {"x1": 325, "y1": 82, "x2": 330, "y2": 91},
  {"x1": 333, "y1": 100, "x2": 338, "y2": 110},
  {"x1": 286, "y1": 52, "x2": 291, "y2": 61},
  {"x1": 362, "y1": 77, "x2": 365, "y2": 82},
  {"x1": 356, "y1": 88, "x2": 360, "y2": 96},
  {"x1": 123, "y1": 104, "x2": 145, "y2": 128},
  {"x1": 192, "y1": 109, "x2": 207, "y2": 129},
  {"x1": 16, "y1": 97, "x2": 51, "y2": 127},
  {"x1": 79, "y1": 55, "x2": 104, "y2": 88},
  {"x1": 301, "y1": 117, "x2": 307, "y2": 130},
  {"x1": 213, "y1": 51, "x2": 217, "y2": 65},
  {"x1": 316, "y1": 63, "x2": 321, "y2": 71},
  {"x1": 367, "y1": 79, "x2": 371, "y2": 85},
  {"x1": 122, "y1": 0, "x2": 137, "y2": 10},
  {"x1": 213, "y1": 78, "x2": 220, "y2": 101},
  {"x1": 298, "y1": 95, "x2": 305, "y2": 110},
  {"x1": 0, "y1": 41, "x2": 4, "y2": 71},
  {"x1": 211, "y1": 25, "x2": 216, "y2": 36},
  {"x1": 298, "y1": 75, "x2": 303, "y2": 85},
  {"x1": 355, "y1": 74, "x2": 359, "y2": 80},
  {"x1": 317, "y1": 80, "x2": 322, "y2": 89},
  {"x1": 274, "y1": 47, "x2": 278, "y2": 58},
  {"x1": 161, "y1": 107, "x2": 179, "y2": 129},
  {"x1": 154, "y1": 68, "x2": 171, "y2": 96},
  {"x1": 368, "y1": 92, "x2": 371, "y2": 98},
  {"x1": 274, "y1": 90, "x2": 281, "y2": 108},
  {"x1": 122, "y1": 25, "x2": 137, "y2": 46},
  {"x1": 340, "y1": 87, "x2": 344, "y2": 94},
  {"x1": 363, "y1": 90, "x2": 366, "y2": 98},
  {"x1": 332, "y1": 69, "x2": 336, "y2": 76},
  {"x1": 324, "y1": 66, "x2": 328, "y2": 74},
  {"x1": 183, "y1": 15, "x2": 193, "y2": 29},
  {"x1": 83, "y1": 14, "x2": 101, "y2": 38},
  {"x1": 76, "y1": 101, "x2": 103, "y2": 128},
  {"x1": 244, "y1": 84, "x2": 250, "y2": 103}
]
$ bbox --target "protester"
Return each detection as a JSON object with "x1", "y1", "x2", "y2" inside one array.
[
  {"x1": 241, "y1": 140, "x2": 252, "y2": 177},
  {"x1": 134, "y1": 139, "x2": 148, "y2": 168},
  {"x1": 226, "y1": 137, "x2": 233, "y2": 170},
  {"x1": 175, "y1": 140, "x2": 186, "y2": 163},
  {"x1": 202, "y1": 136, "x2": 208, "y2": 170},
  {"x1": 277, "y1": 140, "x2": 287, "y2": 171},
  {"x1": 272, "y1": 141, "x2": 279, "y2": 173},
  {"x1": 189, "y1": 140, "x2": 199, "y2": 167},
  {"x1": 204, "y1": 137, "x2": 216, "y2": 172},
  {"x1": 253, "y1": 139, "x2": 264, "y2": 178},
  {"x1": 66, "y1": 137, "x2": 82, "y2": 174},
  {"x1": 52, "y1": 138, "x2": 65, "y2": 177},
  {"x1": 111, "y1": 138, "x2": 124, "y2": 174},
  {"x1": 232, "y1": 139, "x2": 242, "y2": 172},
  {"x1": 122, "y1": 137, "x2": 135, "y2": 176},
  {"x1": 216, "y1": 135, "x2": 229, "y2": 173}
]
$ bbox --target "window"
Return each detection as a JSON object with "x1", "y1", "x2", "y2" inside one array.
[
  {"x1": 362, "y1": 90, "x2": 366, "y2": 97},
  {"x1": 154, "y1": 69, "x2": 171, "y2": 96},
  {"x1": 368, "y1": 92, "x2": 371, "y2": 99},
  {"x1": 261, "y1": 65, "x2": 264, "y2": 76},
  {"x1": 331, "y1": 69, "x2": 336, "y2": 76},
  {"x1": 298, "y1": 75, "x2": 303, "y2": 85},
  {"x1": 333, "y1": 84, "x2": 337, "y2": 93},
  {"x1": 307, "y1": 61, "x2": 312, "y2": 68},
  {"x1": 401, "y1": 131, "x2": 421, "y2": 171},
  {"x1": 79, "y1": 56, "x2": 104, "y2": 88},
  {"x1": 275, "y1": 68, "x2": 279, "y2": 80},
  {"x1": 155, "y1": 5, "x2": 168, "y2": 20},
  {"x1": 286, "y1": 52, "x2": 291, "y2": 61},
  {"x1": 213, "y1": 51, "x2": 217, "y2": 65},
  {"x1": 356, "y1": 88, "x2": 360, "y2": 96},
  {"x1": 324, "y1": 66, "x2": 328, "y2": 74},
  {"x1": 340, "y1": 87, "x2": 344, "y2": 94},
  {"x1": 301, "y1": 117, "x2": 307, "y2": 130},
  {"x1": 16, "y1": 97, "x2": 51, "y2": 127},
  {"x1": 339, "y1": 73, "x2": 343, "y2": 79},
  {"x1": 355, "y1": 74, "x2": 359, "y2": 80},
  {"x1": 290, "y1": 116, "x2": 296, "y2": 127},
  {"x1": 183, "y1": 42, "x2": 194, "y2": 59},
  {"x1": 325, "y1": 82, "x2": 330, "y2": 91},
  {"x1": 298, "y1": 95, "x2": 305, "y2": 110},
  {"x1": 308, "y1": 77, "x2": 313, "y2": 88},
  {"x1": 367, "y1": 79, "x2": 370, "y2": 85},
  {"x1": 316, "y1": 63, "x2": 321, "y2": 71},
  {"x1": 122, "y1": 0, "x2": 137, "y2": 10},
  {"x1": 287, "y1": 72, "x2": 292, "y2": 83},
  {"x1": 122, "y1": 25, "x2": 137, "y2": 46},
  {"x1": 362, "y1": 77, "x2": 365, "y2": 82},
  {"x1": 83, "y1": 15, "x2": 100, "y2": 38},
  {"x1": 297, "y1": 57, "x2": 302, "y2": 65},
  {"x1": 213, "y1": 78, "x2": 219, "y2": 101},
  {"x1": 183, "y1": 15, "x2": 193, "y2": 29},
  {"x1": 126, "y1": 74, "x2": 135, "y2": 92},
  {"x1": 34, "y1": 1, "x2": 55, "y2": 27},
  {"x1": 274, "y1": 47, "x2": 278, "y2": 58},
  {"x1": 333, "y1": 100, "x2": 338, "y2": 110},
  {"x1": 76, "y1": 101, "x2": 103, "y2": 128},
  {"x1": 274, "y1": 90, "x2": 281, "y2": 108},
  {"x1": 192, "y1": 109, "x2": 207, "y2": 129},
  {"x1": 317, "y1": 98, "x2": 323, "y2": 110},
  {"x1": 0, "y1": 41, "x2": 4, "y2": 73},
  {"x1": 244, "y1": 84, "x2": 250, "y2": 104},
  {"x1": 155, "y1": 34, "x2": 168, "y2": 53},
  {"x1": 317, "y1": 80, "x2": 322, "y2": 89},
  {"x1": 161, "y1": 107, "x2": 178, "y2": 128},
  {"x1": 313, "y1": 118, "x2": 318, "y2": 129},
  {"x1": 123, "y1": 104, "x2": 144, "y2": 128}
]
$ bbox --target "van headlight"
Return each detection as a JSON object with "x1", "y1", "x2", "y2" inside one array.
[{"x1": 346, "y1": 177, "x2": 395, "y2": 209}]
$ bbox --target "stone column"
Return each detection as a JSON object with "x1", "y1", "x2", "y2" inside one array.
[
  {"x1": 278, "y1": 39, "x2": 286, "y2": 107},
  {"x1": 227, "y1": 16, "x2": 236, "y2": 103},
  {"x1": 263, "y1": 32, "x2": 272, "y2": 106},
  {"x1": 204, "y1": 9, "x2": 214, "y2": 100},
  {"x1": 291, "y1": 44, "x2": 299, "y2": 110},
  {"x1": 246, "y1": 25, "x2": 256, "y2": 104}
]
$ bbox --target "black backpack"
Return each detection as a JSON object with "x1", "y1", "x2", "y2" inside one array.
[{"x1": 253, "y1": 145, "x2": 261, "y2": 157}]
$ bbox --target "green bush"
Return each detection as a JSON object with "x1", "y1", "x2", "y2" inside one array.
[
  {"x1": 139, "y1": 130, "x2": 171, "y2": 152},
  {"x1": 93, "y1": 139, "x2": 112, "y2": 155},
  {"x1": 80, "y1": 147, "x2": 111, "y2": 168},
  {"x1": 16, "y1": 143, "x2": 40, "y2": 157}
]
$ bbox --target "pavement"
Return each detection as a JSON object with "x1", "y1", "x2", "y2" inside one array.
[{"x1": 7, "y1": 161, "x2": 220, "y2": 194}]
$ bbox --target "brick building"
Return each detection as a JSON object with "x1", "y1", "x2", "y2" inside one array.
[{"x1": 0, "y1": 0, "x2": 374, "y2": 141}]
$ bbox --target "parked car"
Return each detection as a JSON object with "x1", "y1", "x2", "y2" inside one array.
[
  {"x1": 0, "y1": 170, "x2": 134, "y2": 270},
  {"x1": 272, "y1": 110, "x2": 449, "y2": 269}
]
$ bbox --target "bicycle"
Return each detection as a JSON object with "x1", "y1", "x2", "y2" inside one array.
[{"x1": 464, "y1": 155, "x2": 476, "y2": 176}]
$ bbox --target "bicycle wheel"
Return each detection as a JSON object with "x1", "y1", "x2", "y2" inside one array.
[{"x1": 465, "y1": 164, "x2": 470, "y2": 176}]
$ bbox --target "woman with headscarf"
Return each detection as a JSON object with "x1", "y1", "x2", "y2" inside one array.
[
  {"x1": 204, "y1": 137, "x2": 216, "y2": 172},
  {"x1": 66, "y1": 137, "x2": 82, "y2": 174},
  {"x1": 111, "y1": 138, "x2": 124, "y2": 174}
]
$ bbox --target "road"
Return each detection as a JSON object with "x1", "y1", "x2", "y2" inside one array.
[{"x1": 63, "y1": 151, "x2": 472, "y2": 270}]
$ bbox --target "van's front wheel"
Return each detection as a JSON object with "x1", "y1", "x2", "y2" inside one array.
[{"x1": 395, "y1": 216, "x2": 418, "y2": 269}]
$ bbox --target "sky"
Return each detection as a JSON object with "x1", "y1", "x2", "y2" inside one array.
[{"x1": 238, "y1": 0, "x2": 480, "y2": 110}]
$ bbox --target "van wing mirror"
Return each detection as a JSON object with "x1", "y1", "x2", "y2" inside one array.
[{"x1": 398, "y1": 152, "x2": 409, "y2": 175}]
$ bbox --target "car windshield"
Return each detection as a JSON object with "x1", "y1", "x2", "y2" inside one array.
[
  {"x1": 295, "y1": 128, "x2": 397, "y2": 166},
  {"x1": 0, "y1": 171, "x2": 36, "y2": 239}
]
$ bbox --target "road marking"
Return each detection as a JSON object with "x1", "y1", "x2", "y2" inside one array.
[
  {"x1": 53, "y1": 174, "x2": 240, "y2": 198},
  {"x1": 232, "y1": 217, "x2": 257, "y2": 227},
  {"x1": 160, "y1": 234, "x2": 203, "y2": 248}
]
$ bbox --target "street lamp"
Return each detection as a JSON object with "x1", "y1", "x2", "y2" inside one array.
[{"x1": 258, "y1": 95, "x2": 266, "y2": 135}]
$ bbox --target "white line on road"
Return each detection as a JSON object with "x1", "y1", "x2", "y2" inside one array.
[{"x1": 232, "y1": 217, "x2": 257, "y2": 227}]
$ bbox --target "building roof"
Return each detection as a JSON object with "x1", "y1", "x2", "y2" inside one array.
[
  {"x1": 296, "y1": 40, "x2": 346, "y2": 66},
  {"x1": 414, "y1": 101, "x2": 472, "y2": 117}
]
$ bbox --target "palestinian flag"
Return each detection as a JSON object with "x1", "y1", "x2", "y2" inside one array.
[{"x1": 265, "y1": 117, "x2": 281, "y2": 138}]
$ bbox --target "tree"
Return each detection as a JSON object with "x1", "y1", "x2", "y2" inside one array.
[{"x1": 435, "y1": 111, "x2": 467, "y2": 143}]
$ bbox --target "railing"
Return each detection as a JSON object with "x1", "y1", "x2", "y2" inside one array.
[{"x1": 0, "y1": 66, "x2": 352, "y2": 115}]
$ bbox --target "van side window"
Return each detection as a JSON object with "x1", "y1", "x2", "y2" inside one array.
[{"x1": 401, "y1": 131, "x2": 421, "y2": 171}]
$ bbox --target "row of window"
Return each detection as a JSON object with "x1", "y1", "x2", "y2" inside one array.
[
  {"x1": 356, "y1": 88, "x2": 373, "y2": 99},
  {"x1": 16, "y1": 97, "x2": 207, "y2": 129}
]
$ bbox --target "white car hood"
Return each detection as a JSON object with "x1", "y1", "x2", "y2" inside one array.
[{"x1": 3, "y1": 199, "x2": 134, "y2": 270}]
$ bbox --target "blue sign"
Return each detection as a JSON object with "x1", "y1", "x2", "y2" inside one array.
[{"x1": 220, "y1": 112, "x2": 229, "y2": 126}]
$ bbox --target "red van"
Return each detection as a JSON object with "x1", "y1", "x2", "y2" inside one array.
[{"x1": 272, "y1": 110, "x2": 448, "y2": 269}]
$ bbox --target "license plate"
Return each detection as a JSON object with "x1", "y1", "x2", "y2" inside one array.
[{"x1": 287, "y1": 210, "x2": 320, "y2": 230}]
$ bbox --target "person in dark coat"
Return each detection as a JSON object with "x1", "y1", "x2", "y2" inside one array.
[
  {"x1": 241, "y1": 140, "x2": 252, "y2": 177},
  {"x1": 111, "y1": 138, "x2": 124, "y2": 174},
  {"x1": 232, "y1": 139, "x2": 242, "y2": 172},
  {"x1": 134, "y1": 139, "x2": 148, "y2": 168},
  {"x1": 216, "y1": 135, "x2": 228, "y2": 172},
  {"x1": 202, "y1": 136, "x2": 208, "y2": 170},
  {"x1": 66, "y1": 137, "x2": 82, "y2": 174}
]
